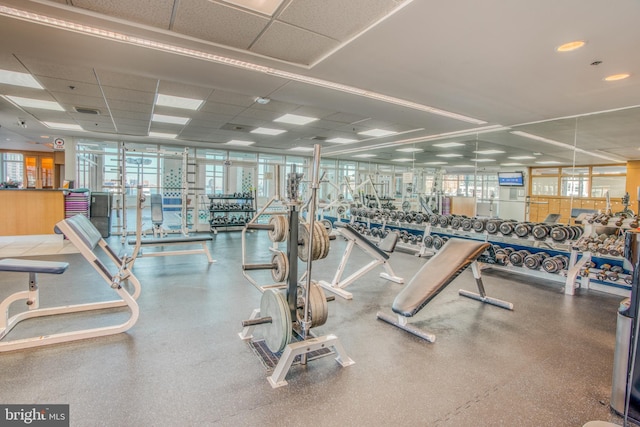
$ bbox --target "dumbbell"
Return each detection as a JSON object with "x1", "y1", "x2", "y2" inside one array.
[
  {"x1": 432, "y1": 235, "x2": 449, "y2": 250},
  {"x1": 508, "y1": 250, "x2": 531, "y2": 267},
  {"x1": 499, "y1": 221, "x2": 517, "y2": 236},
  {"x1": 514, "y1": 222, "x2": 533, "y2": 238},
  {"x1": 524, "y1": 252, "x2": 549, "y2": 270},
  {"x1": 531, "y1": 224, "x2": 552, "y2": 240},
  {"x1": 542, "y1": 255, "x2": 569, "y2": 273},
  {"x1": 397, "y1": 211, "x2": 406, "y2": 222},
  {"x1": 472, "y1": 218, "x2": 488, "y2": 233},
  {"x1": 485, "y1": 220, "x2": 502, "y2": 234},
  {"x1": 429, "y1": 214, "x2": 440, "y2": 226},
  {"x1": 461, "y1": 218, "x2": 473, "y2": 232},
  {"x1": 493, "y1": 246, "x2": 512, "y2": 265},
  {"x1": 423, "y1": 235, "x2": 434, "y2": 248},
  {"x1": 438, "y1": 215, "x2": 451, "y2": 228},
  {"x1": 450, "y1": 216, "x2": 463, "y2": 229},
  {"x1": 414, "y1": 213, "x2": 425, "y2": 224}
]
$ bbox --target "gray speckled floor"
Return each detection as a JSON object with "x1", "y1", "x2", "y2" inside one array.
[{"x1": 0, "y1": 231, "x2": 637, "y2": 426}]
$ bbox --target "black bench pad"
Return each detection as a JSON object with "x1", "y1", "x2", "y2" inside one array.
[
  {"x1": 128, "y1": 235, "x2": 213, "y2": 245},
  {"x1": 0, "y1": 258, "x2": 69, "y2": 274},
  {"x1": 334, "y1": 222, "x2": 390, "y2": 260},
  {"x1": 392, "y1": 238, "x2": 489, "y2": 317}
]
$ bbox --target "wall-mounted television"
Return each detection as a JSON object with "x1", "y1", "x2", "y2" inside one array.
[{"x1": 498, "y1": 171, "x2": 524, "y2": 187}]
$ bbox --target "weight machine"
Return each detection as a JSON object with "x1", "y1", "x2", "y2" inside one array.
[
  {"x1": 239, "y1": 145, "x2": 354, "y2": 388},
  {"x1": 116, "y1": 145, "x2": 197, "y2": 242}
]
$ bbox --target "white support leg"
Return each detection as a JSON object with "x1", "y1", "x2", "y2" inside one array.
[
  {"x1": 458, "y1": 262, "x2": 514, "y2": 310},
  {"x1": 238, "y1": 309, "x2": 260, "y2": 340},
  {"x1": 267, "y1": 334, "x2": 354, "y2": 388},
  {"x1": 376, "y1": 312, "x2": 436, "y2": 342},
  {"x1": 379, "y1": 261, "x2": 404, "y2": 284}
]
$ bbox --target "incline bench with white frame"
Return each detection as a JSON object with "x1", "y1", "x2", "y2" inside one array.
[
  {"x1": 318, "y1": 221, "x2": 404, "y2": 300},
  {"x1": 0, "y1": 214, "x2": 141, "y2": 352},
  {"x1": 377, "y1": 238, "x2": 513, "y2": 342}
]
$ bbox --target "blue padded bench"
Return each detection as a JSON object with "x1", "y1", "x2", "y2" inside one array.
[{"x1": 377, "y1": 238, "x2": 513, "y2": 342}]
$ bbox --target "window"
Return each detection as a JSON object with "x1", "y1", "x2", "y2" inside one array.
[
  {"x1": 1, "y1": 153, "x2": 24, "y2": 187},
  {"x1": 561, "y1": 167, "x2": 588, "y2": 197}
]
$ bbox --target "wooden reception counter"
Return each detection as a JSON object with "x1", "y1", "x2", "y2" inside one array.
[{"x1": 0, "y1": 189, "x2": 65, "y2": 235}]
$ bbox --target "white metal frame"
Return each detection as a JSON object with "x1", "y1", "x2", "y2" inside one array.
[
  {"x1": 127, "y1": 187, "x2": 215, "y2": 268},
  {"x1": 319, "y1": 226, "x2": 404, "y2": 300},
  {"x1": 0, "y1": 217, "x2": 141, "y2": 352}
]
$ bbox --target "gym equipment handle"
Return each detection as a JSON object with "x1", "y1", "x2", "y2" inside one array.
[
  {"x1": 242, "y1": 263, "x2": 277, "y2": 271},
  {"x1": 242, "y1": 316, "x2": 273, "y2": 327},
  {"x1": 245, "y1": 223, "x2": 274, "y2": 230}
]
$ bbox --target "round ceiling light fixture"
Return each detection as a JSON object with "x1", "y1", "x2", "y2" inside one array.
[
  {"x1": 604, "y1": 73, "x2": 630, "y2": 82},
  {"x1": 255, "y1": 97, "x2": 271, "y2": 105},
  {"x1": 556, "y1": 40, "x2": 586, "y2": 52}
]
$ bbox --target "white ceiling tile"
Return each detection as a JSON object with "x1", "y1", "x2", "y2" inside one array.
[
  {"x1": 173, "y1": 0, "x2": 270, "y2": 49},
  {"x1": 71, "y1": 0, "x2": 175, "y2": 29},
  {"x1": 94, "y1": 70, "x2": 158, "y2": 92},
  {"x1": 206, "y1": 91, "x2": 256, "y2": 107},
  {"x1": 278, "y1": 0, "x2": 400, "y2": 41},
  {"x1": 107, "y1": 99, "x2": 154, "y2": 114},
  {"x1": 198, "y1": 102, "x2": 247, "y2": 116},
  {"x1": 251, "y1": 21, "x2": 339, "y2": 65},
  {"x1": 110, "y1": 110, "x2": 152, "y2": 121},
  {"x1": 157, "y1": 81, "x2": 213, "y2": 100},
  {"x1": 101, "y1": 86, "x2": 155, "y2": 103},
  {"x1": 18, "y1": 57, "x2": 97, "y2": 84}
]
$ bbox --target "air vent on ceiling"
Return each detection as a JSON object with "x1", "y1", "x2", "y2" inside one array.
[
  {"x1": 74, "y1": 106, "x2": 101, "y2": 115},
  {"x1": 221, "y1": 123, "x2": 256, "y2": 132}
]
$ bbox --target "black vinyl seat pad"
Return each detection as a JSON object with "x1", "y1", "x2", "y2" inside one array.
[
  {"x1": 127, "y1": 235, "x2": 213, "y2": 245},
  {"x1": 0, "y1": 258, "x2": 69, "y2": 274},
  {"x1": 334, "y1": 222, "x2": 390, "y2": 260},
  {"x1": 392, "y1": 238, "x2": 489, "y2": 317}
]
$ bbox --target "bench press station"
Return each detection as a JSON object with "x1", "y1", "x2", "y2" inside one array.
[
  {"x1": 127, "y1": 187, "x2": 214, "y2": 268},
  {"x1": 318, "y1": 221, "x2": 404, "y2": 300},
  {"x1": 377, "y1": 238, "x2": 513, "y2": 342},
  {"x1": 0, "y1": 214, "x2": 141, "y2": 352}
]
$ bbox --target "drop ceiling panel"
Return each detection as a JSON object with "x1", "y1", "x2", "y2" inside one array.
[
  {"x1": 323, "y1": 112, "x2": 370, "y2": 124},
  {"x1": 172, "y1": 0, "x2": 270, "y2": 50},
  {"x1": 106, "y1": 99, "x2": 153, "y2": 114},
  {"x1": 94, "y1": 70, "x2": 158, "y2": 92},
  {"x1": 198, "y1": 102, "x2": 248, "y2": 116},
  {"x1": 157, "y1": 81, "x2": 213, "y2": 99},
  {"x1": 187, "y1": 118, "x2": 230, "y2": 129},
  {"x1": 71, "y1": 0, "x2": 175, "y2": 29},
  {"x1": 206, "y1": 91, "x2": 257, "y2": 107},
  {"x1": 235, "y1": 108, "x2": 282, "y2": 122},
  {"x1": 116, "y1": 125, "x2": 149, "y2": 135},
  {"x1": 75, "y1": 120, "x2": 117, "y2": 133},
  {"x1": 279, "y1": 0, "x2": 401, "y2": 41},
  {"x1": 0, "y1": 53, "x2": 30, "y2": 72},
  {"x1": 39, "y1": 77, "x2": 103, "y2": 98},
  {"x1": 18, "y1": 57, "x2": 98, "y2": 84},
  {"x1": 52, "y1": 94, "x2": 108, "y2": 111},
  {"x1": 251, "y1": 21, "x2": 339, "y2": 65},
  {"x1": 100, "y1": 86, "x2": 156, "y2": 104},
  {"x1": 109, "y1": 109, "x2": 151, "y2": 121}
]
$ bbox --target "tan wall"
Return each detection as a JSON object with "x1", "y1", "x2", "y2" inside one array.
[{"x1": 0, "y1": 190, "x2": 65, "y2": 235}]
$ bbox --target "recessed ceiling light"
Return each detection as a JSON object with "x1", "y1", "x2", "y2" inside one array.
[
  {"x1": 226, "y1": 140, "x2": 254, "y2": 146},
  {"x1": 392, "y1": 158, "x2": 413, "y2": 162},
  {"x1": 358, "y1": 129, "x2": 396, "y2": 137},
  {"x1": 432, "y1": 142, "x2": 465, "y2": 148},
  {"x1": 604, "y1": 73, "x2": 630, "y2": 82},
  {"x1": 149, "y1": 132, "x2": 177, "y2": 139},
  {"x1": 42, "y1": 122, "x2": 84, "y2": 131},
  {"x1": 424, "y1": 161, "x2": 447, "y2": 165},
  {"x1": 436, "y1": 153, "x2": 463, "y2": 158},
  {"x1": 254, "y1": 96, "x2": 271, "y2": 105},
  {"x1": 250, "y1": 127, "x2": 286, "y2": 135},
  {"x1": 327, "y1": 137, "x2": 357, "y2": 144},
  {"x1": 556, "y1": 40, "x2": 586, "y2": 52},
  {"x1": 473, "y1": 149, "x2": 505, "y2": 155},
  {"x1": 155, "y1": 94, "x2": 203, "y2": 110},
  {"x1": 274, "y1": 114, "x2": 318, "y2": 125},
  {"x1": 152, "y1": 114, "x2": 190, "y2": 125},
  {"x1": 535, "y1": 161, "x2": 562, "y2": 165},
  {"x1": 40, "y1": 135, "x2": 49, "y2": 139},
  {"x1": 396, "y1": 147, "x2": 423, "y2": 153},
  {"x1": 289, "y1": 146, "x2": 314, "y2": 152},
  {"x1": 508, "y1": 155, "x2": 536, "y2": 160},
  {"x1": 0, "y1": 69, "x2": 43, "y2": 89},
  {"x1": 471, "y1": 158, "x2": 495, "y2": 162},
  {"x1": 451, "y1": 164, "x2": 473, "y2": 168},
  {"x1": 501, "y1": 163, "x2": 523, "y2": 166},
  {"x1": 352, "y1": 154, "x2": 376, "y2": 158},
  {"x1": 5, "y1": 96, "x2": 64, "y2": 111}
]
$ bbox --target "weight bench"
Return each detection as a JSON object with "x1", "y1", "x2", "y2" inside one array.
[
  {"x1": 127, "y1": 235, "x2": 215, "y2": 268},
  {"x1": 318, "y1": 222, "x2": 404, "y2": 300},
  {"x1": 150, "y1": 194, "x2": 166, "y2": 238},
  {"x1": 128, "y1": 187, "x2": 215, "y2": 268},
  {"x1": 377, "y1": 238, "x2": 513, "y2": 342},
  {"x1": 0, "y1": 214, "x2": 141, "y2": 352}
]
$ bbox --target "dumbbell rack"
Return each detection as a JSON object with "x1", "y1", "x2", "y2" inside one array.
[
  {"x1": 240, "y1": 149, "x2": 354, "y2": 388},
  {"x1": 208, "y1": 191, "x2": 256, "y2": 234},
  {"x1": 334, "y1": 210, "x2": 633, "y2": 297}
]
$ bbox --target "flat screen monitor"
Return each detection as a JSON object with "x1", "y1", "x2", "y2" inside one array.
[{"x1": 498, "y1": 172, "x2": 524, "y2": 186}]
